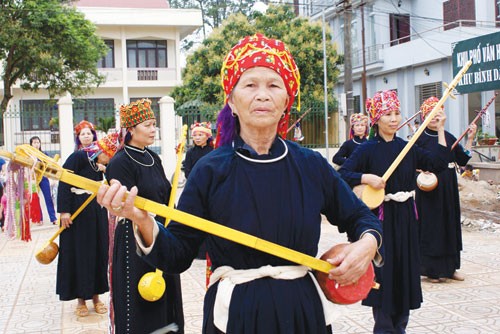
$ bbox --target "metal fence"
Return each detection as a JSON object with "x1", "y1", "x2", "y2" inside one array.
[
  {"x1": 3, "y1": 99, "x2": 164, "y2": 156},
  {"x1": 177, "y1": 101, "x2": 340, "y2": 149}
]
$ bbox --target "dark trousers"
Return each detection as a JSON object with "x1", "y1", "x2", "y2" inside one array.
[{"x1": 372, "y1": 307, "x2": 409, "y2": 334}]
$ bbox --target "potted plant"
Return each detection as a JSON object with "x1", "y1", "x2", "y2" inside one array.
[{"x1": 477, "y1": 130, "x2": 498, "y2": 145}]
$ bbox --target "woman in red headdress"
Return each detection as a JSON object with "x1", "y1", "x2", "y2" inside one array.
[
  {"x1": 332, "y1": 113, "x2": 369, "y2": 167},
  {"x1": 98, "y1": 34, "x2": 383, "y2": 334},
  {"x1": 415, "y1": 97, "x2": 476, "y2": 283},
  {"x1": 74, "y1": 120, "x2": 97, "y2": 151},
  {"x1": 56, "y1": 133, "x2": 119, "y2": 317},
  {"x1": 339, "y1": 91, "x2": 451, "y2": 333}
]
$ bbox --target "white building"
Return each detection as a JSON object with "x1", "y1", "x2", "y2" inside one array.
[
  {"x1": 300, "y1": 0, "x2": 500, "y2": 143},
  {"x1": 1, "y1": 0, "x2": 202, "y2": 173}
]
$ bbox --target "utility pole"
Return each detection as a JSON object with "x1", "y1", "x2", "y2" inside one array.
[
  {"x1": 361, "y1": 2, "x2": 367, "y2": 114},
  {"x1": 342, "y1": 0, "x2": 354, "y2": 140}
]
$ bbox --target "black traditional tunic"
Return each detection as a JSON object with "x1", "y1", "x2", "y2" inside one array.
[
  {"x1": 106, "y1": 145, "x2": 184, "y2": 334},
  {"x1": 339, "y1": 135, "x2": 450, "y2": 316},
  {"x1": 183, "y1": 143, "x2": 214, "y2": 178},
  {"x1": 140, "y1": 137, "x2": 382, "y2": 334},
  {"x1": 56, "y1": 150, "x2": 109, "y2": 301},
  {"x1": 415, "y1": 129, "x2": 471, "y2": 279},
  {"x1": 332, "y1": 136, "x2": 367, "y2": 166}
]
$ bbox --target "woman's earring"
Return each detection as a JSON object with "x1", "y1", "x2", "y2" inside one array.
[{"x1": 231, "y1": 111, "x2": 237, "y2": 118}]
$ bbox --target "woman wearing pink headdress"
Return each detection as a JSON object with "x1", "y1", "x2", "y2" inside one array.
[
  {"x1": 339, "y1": 90, "x2": 451, "y2": 333},
  {"x1": 332, "y1": 113, "x2": 369, "y2": 166},
  {"x1": 415, "y1": 97, "x2": 476, "y2": 283},
  {"x1": 97, "y1": 33, "x2": 383, "y2": 334}
]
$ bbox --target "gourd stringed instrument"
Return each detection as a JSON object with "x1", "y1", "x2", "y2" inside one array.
[
  {"x1": 360, "y1": 60, "x2": 472, "y2": 209},
  {"x1": 1, "y1": 144, "x2": 378, "y2": 305},
  {"x1": 138, "y1": 124, "x2": 188, "y2": 302}
]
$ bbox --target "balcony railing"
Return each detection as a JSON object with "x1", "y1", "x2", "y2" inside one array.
[{"x1": 137, "y1": 69, "x2": 158, "y2": 81}]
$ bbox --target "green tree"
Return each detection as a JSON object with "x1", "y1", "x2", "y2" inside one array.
[
  {"x1": 96, "y1": 116, "x2": 116, "y2": 134},
  {"x1": 172, "y1": 5, "x2": 339, "y2": 120},
  {"x1": 169, "y1": 0, "x2": 255, "y2": 43},
  {"x1": 0, "y1": 0, "x2": 108, "y2": 143}
]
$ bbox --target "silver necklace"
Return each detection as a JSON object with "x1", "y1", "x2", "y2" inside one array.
[
  {"x1": 124, "y1": 145, "x2": 155, "y2": 167},
  {"x1": 88, "y1": 157, "x2": 100, "y2": 172},
  {"x1": 424, "y1": 129, "x2": 438, "y2": 137},
  {"x1": 234, "y1": 137, "x2": 288, "y2": 163},
  {"x1": 353, "y1": 137, "x2": 363, "y2": 144}
]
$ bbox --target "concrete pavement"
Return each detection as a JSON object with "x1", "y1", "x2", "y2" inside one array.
[{"x1": 1, "y1": 221, "x2": 500, "y2": 333}]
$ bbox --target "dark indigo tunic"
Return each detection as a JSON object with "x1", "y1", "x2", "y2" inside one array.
[
  {"x1": 339, "y1": 135, "x2": 450, "y2": 315},
  {"x1": 183, "y1": 143, "x2": 214, "y2": 178},
  {"x1": 106, "y1": 146, "x2": 184, "y2": 334},
  {"x1": 415, "y1": 129, "x2": 471, "y2": 279},
  {"x1": 142, "y1": 137, "x2": 382, "y2": 334},
  {"x1": 332, "y1": 136, "x2": 367, "y2": 166},
  {"x1": 56, "y1": 150, "x2": 109, "y2": 301}
]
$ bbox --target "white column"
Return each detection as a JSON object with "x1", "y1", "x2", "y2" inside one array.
[
  {"x1": 158, "y1": 96, "x2": 179, "y2": 180},
  {"x1": 57, "y1": 93, "x2": 74, "y2": 162},
  {"x1": 3, "y1": 100, "x2": 15, "y2": 151}
]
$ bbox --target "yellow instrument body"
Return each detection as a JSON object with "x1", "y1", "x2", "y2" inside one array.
[
  {"x1": 138, "y1": 271, "x2": 166, "y2": 302},
  {"x1": 138, "y1": 124, "x2": 188, "y2": 302}
]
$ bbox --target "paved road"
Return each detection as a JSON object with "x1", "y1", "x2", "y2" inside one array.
[{"x1": 1, "y1": 221, "x2": 500, "y2": 333}]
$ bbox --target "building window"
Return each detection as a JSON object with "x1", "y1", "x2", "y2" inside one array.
[
  {"x1": 127, "y1": 40, "x2": 167, "y2": 68},
  {"x1": 389, "y1": 13, "x2": 410, "y2": 46},
  {"x1": 97, "y1": 40, "x2": 114, "y2": 68},
  {"x1": 443, "y1": 0, "x2": 476, "y2": 30},
  {"x1": 496, "y1": 1, "x2": 500, "y2": 27},
  {"x1": 20, "y1": 100, "x2": 58, "y2": 131},
  {"x1": 415, "y1": 82, "x2": 443, "y2": 110},
  {"x1": 73, "y1": 98, "x2": 115, "y2": 129}
]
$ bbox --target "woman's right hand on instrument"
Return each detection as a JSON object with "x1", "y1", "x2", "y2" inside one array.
[
  {"x1": 97, "y1": 180, "x2": 155, "y2": 245},
  {"x1": 60, "y1": 213, "x2": 72, "y2": 228},
  {"x1": 361, "y1": 174, "x2": 385, "y2": 189}
]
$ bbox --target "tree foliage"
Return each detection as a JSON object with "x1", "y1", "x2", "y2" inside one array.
[
  {"x1": 0, "y1": 0, "x2": 108, "y2": 117},
  {"x1": 171, "y1": 5, "x2": 340, "y2": 120},
  {"x1": 169, "y1": 0, "x2": 255, "y2": 43}
]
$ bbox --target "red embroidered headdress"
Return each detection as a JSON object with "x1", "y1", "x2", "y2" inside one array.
[
  {"x1": 190, "y1": 122, "x2": 212, "y2": 137},
  {"x1": 349, "y1": 113, "x2": 369, "y2": 139},
  {"x1": 420, "y1": 96, "x2": 442, "y2": 120},
  {"x1": 217, "y1": 33, "x2": 301, "y2": 146},
  {"x1": 366, "y1": 90, "x2": 400, "y2": 126},
  {"x1": 74, "y1": 120, "x2": 95, "y2": 135}
]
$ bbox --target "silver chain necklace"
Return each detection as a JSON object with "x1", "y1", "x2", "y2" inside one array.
[
  {"x1": 88, "y1": 157, "x2": 100, "y2": 172},
  {"x1": 234, "y1": 137, "x2": 288, "y2": 163},
  {"x1": 124, "y1": 145, "x2": 155, "y2": 167}
]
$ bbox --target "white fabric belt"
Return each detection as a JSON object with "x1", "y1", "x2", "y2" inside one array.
[
  {"x1": 209, "y1": 265, "x2": 336, "y2": 332},
  {"x1": 70, "y1": 187, "x2": 93, "y2": 195},
  {"x1": 384, "y1": 190, "x2": 415, "y2": 202},
  {"x1": 448, "y1": 162, "x2": 456, "y2": 169}
]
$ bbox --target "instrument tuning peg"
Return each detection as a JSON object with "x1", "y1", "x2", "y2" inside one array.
[{"x1": 443, "y1": 82, "x2": 457, "y2": 99}]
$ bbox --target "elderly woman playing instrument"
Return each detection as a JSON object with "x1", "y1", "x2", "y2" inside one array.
[
  {"x1": 332, "y1": 113, "x2": 369, "y2": 166},
  {"x1": 57, "y1": 133, "x2": 119, "y2": 317},
  {"x1": 339, "y1": 91, "x2": 451, "y2": 334},
  {"x1": 105, "y1": 99, "x2": 184, "y2": 334},
  {"x1": 98, "y1": 33, "x2": 382, "y2": 334},
  {"x1": 415, "y1": 97, "x2": 476, "y2": 283}
]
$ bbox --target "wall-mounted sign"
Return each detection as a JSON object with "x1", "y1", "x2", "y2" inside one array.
[{"x1": 452, "y1": 31, "x2": 500, "y2": 94}]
